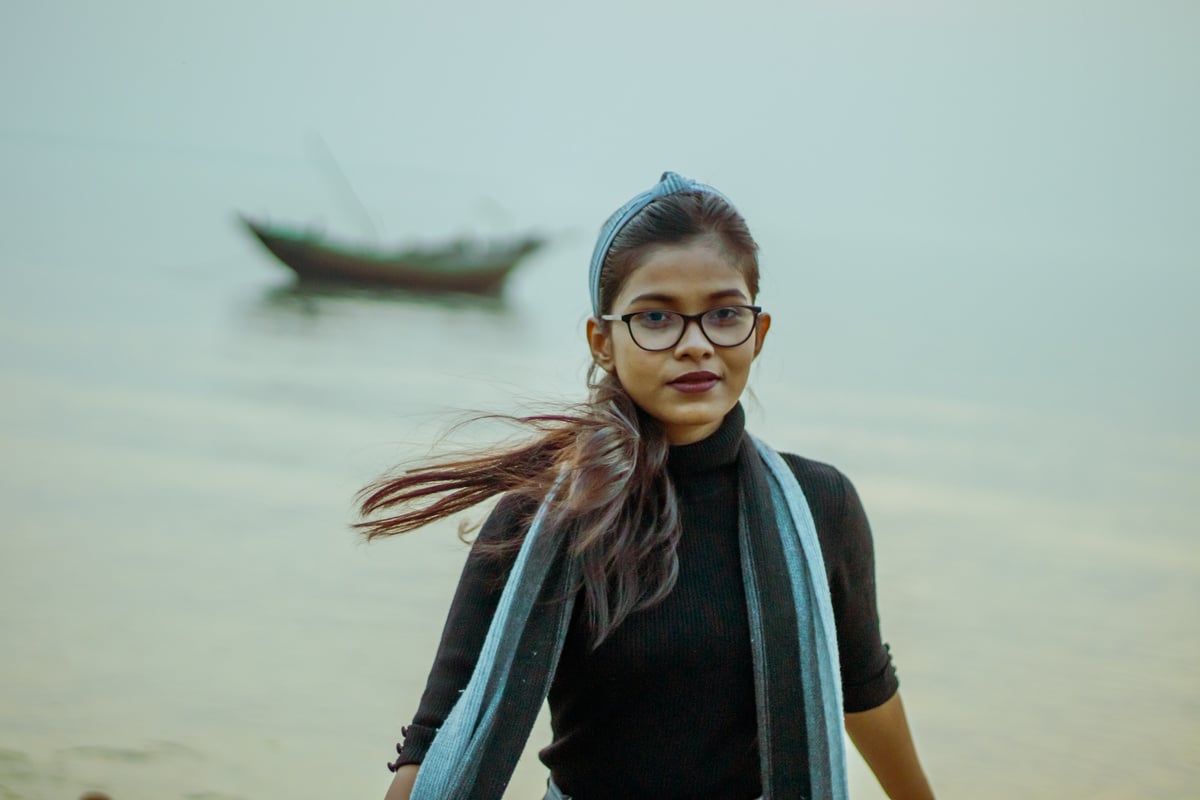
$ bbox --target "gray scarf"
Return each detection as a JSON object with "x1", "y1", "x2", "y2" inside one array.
[{"x1": 411, "y1": 434, "x2": 848, "y2": 799}]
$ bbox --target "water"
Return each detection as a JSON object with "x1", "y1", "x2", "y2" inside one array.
[{"x1": 2, "y1": 3, "x2": 1198, "y2": 798}]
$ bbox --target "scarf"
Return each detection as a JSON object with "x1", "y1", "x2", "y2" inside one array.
[{"x1": 411, "y1": 434, "x2": 848, "y2": 800}]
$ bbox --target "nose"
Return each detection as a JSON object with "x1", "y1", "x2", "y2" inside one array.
[{"x1": 673, "y1": 317, "x2": 713, "y2": 357}]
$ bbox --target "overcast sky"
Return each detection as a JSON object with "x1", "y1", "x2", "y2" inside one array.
[{"x1": 2, "y1": 1, "x2": 1197, "y2": 428}]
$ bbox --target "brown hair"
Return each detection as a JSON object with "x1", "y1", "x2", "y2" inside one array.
[{"x1": 357, "y1": 190, "x2": 760, "y2": 647}]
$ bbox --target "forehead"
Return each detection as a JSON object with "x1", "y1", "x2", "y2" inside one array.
[{"x1": 613, "y1": 239, "x2": 751, "y2": 309}]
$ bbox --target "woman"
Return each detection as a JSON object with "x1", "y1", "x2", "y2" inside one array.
[{"x1": 360, "y1": 172, "x2": 934, "y2": 800}]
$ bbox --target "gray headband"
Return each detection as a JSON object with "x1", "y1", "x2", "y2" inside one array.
[{"x1": 588, "y1": 171, "x2": 734, "y2": 315}]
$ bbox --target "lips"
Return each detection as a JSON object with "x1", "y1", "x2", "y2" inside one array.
[{"x1": 668, "y1": 371, "x2": 720, "y2": 393}]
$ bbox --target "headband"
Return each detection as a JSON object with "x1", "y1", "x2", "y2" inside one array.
[{"x1": 588, "y1": 171, "x2": 734, "y2": 315}]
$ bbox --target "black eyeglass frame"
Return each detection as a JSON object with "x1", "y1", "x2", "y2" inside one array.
[{"x1": 599, "y1": 305, "x2": 764, "y2": 352}]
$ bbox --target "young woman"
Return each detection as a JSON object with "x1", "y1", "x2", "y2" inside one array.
[{"x1": 360, "y1": 173, "x2": 934, "y2": 800}]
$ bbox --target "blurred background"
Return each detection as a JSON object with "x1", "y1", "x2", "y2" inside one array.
[{"x1": 1, "y1": 1, "x2": 1197, "y2": 798}]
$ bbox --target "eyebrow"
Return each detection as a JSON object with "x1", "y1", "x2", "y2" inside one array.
[{"x1": 626, "y1": 288, "x2": 749, "y2": 305}]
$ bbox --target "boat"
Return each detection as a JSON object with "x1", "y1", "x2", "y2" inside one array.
[{"x1": 240, "y1": 215, "x2": 544, "y2": 295}]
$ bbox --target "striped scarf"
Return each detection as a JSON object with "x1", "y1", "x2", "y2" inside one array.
[{"x1": 411, "y1": 434, "x2": 848, "y2": 800}]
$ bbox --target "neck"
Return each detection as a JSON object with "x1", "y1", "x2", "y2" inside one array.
[{"x1": 663, "y1": 418, "x2": 723, "y2": 445}]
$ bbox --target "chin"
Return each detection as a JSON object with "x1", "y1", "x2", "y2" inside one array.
[{"x1": 655, "y1": 403, "x2": 732, "y2": 440}]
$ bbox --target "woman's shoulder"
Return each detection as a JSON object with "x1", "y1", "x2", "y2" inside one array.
[
  {"x1": 775, "y1": 451, "x2": 856, "y2": 515},
  {"x1": 773, "y1": 451, "x2": 874, "y2": 561},
  {"x1": 473, "y1": 490, "x2": 542, "y2": 547},
  {"x1": 457, "y1": 491, "x2": 544, "y2": 592}
]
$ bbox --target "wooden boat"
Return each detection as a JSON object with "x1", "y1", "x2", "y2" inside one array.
[{"x1": 240, "y1": 215, "x2": 544, "y2": 295}]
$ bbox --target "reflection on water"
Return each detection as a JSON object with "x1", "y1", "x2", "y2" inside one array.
[{"x1": 255, "y1": 279, "x2": 514, "y2": 321}]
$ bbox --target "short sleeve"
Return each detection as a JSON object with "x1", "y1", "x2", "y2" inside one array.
[{"x1": 780, "y1": 454, "x2": 899, "y2": 713}]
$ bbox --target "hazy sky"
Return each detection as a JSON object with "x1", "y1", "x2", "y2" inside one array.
[
  {"x1": 4, "y1": 1, "x2": 1196, "y2": 244},
  {"x1": 2, "y1": 1, "x2": 1197, "y2": 428}
]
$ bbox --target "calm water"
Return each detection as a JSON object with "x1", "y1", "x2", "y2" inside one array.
[{"x1": 3, "y1": 3, "x2": 1198, "y2": 798}]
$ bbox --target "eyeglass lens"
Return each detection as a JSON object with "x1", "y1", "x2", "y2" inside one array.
[{"x1": 628, "y1": 306, "x2": 757, "y2": 350}]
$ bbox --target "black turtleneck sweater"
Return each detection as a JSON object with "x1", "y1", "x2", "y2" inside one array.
[{"x1": 394, "y1": 405, "x2": 898, "y2": 799}]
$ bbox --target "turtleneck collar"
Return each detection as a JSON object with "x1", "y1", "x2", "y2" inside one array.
[{"x1": 666, "y1": 403, "x2": 746, "y2": 476}]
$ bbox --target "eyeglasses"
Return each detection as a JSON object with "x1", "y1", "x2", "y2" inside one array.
[{"x1": 600, "y1": 305, "x2": 763, "y2": 352}]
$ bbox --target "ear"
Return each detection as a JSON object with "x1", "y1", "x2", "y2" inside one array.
[
  {"x1": 586, "y1": 317, "x2": 616, "y2": 373},
  {"x1": 751, "y1": 312, "x2": 771, "y2": 358}
]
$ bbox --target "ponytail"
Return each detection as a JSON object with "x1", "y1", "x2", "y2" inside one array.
[{"x1": 356, "y1": 365, "x2": 681, "y2": 648}]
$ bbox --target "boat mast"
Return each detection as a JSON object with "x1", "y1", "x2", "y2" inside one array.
[{"x1": 311, "y1": 133, "x2": 380, "y2": 242}]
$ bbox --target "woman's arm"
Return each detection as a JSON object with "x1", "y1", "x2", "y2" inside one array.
[
  {"x1": 844, "y1": 691, "x2": 934, "y2": 800},
  {"x1": 383, "y1": 764, "x2": 418, "y2": 800},
  {"x1": 384, "y1": 495, "x2": 534, "y2": 782}
]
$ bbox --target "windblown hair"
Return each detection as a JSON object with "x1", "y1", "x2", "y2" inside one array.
[{"x1": 357, "y1": 190, "x2": 760, "y2": 647}]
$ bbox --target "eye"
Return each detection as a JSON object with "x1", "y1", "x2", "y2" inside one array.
[
  {"x1": 704, "y1": 306, "x2": 746, "y2": 326},
  {"x1": 631, "y1": 310, "x2": 677, "y2": 329}
]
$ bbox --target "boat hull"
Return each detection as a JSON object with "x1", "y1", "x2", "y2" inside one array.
[{"x1": 241, "y1": 217, "x2": 540, "y2": 295}]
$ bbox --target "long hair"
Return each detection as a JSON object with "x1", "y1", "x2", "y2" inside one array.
[{"x1": 357, "y1": 190, "x2": 760, "y2": 647}]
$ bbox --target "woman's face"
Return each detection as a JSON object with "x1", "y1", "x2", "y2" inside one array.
[{"x1": 587, "y1": 237, "x2": 771, "y2": 445}]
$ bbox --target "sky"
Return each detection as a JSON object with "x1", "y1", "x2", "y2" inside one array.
[
  {"x1": 4, "y1": 1, "x2": 1197, "y2": 247},
  {"x1": 2, "y1": 0, "x2": 1197, "y2": 425}
]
